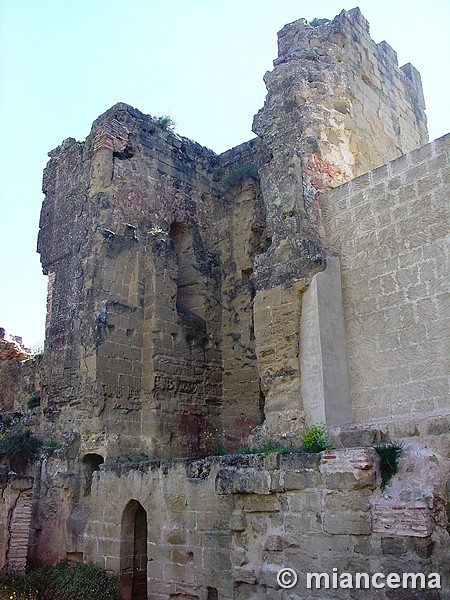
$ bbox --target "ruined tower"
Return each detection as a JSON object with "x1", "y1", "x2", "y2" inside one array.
[
  {"x1": 1, "y1": 8, "x2": 448, "y2": 599},
  {"x1": 37, "y1": 8, "x2": 430, "y2": 456}
]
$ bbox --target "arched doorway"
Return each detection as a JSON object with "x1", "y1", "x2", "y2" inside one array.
[{"x1": 120, "y1": 500, "x2": 148, "y2": 600}]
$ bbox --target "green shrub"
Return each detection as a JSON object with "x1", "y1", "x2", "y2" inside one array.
[
  {"x1": 0, "y1": 414, "x2": 13, "y2": 434},
  {"x1": 222, "y1": 164, "x2": 259, "y2": 190},
  {"x1": 236, "y1": 425, "x2": 334, "y2": 456},
  {"x1": 0, "y1": 562, "x2": 122, "y2": 600},
  {"x1": 257, "y1": 238, "x2": 272, "y2": 253},
  {"x1": 27, "y1": 394, "x2": 41, "y2": 410},
  {"x1": 257, "y1": 440, "x2": 298, "y2": 455},
  {"x1": 43, "y1": 439, "x2": 61, "y2": 450},
  {"x1": 153, "y1": 114, "x2": 175, "y2": 130},
  {"x1": 0, "y1": 568, "x2": 39, "y2": 599},
  {"x1": 203, "y1": 428, "x2": 226, "y2": 456},
  {"x1": 0, "y1": 429, "x2": 43, "y2": 473},
  {"x1": 374, "y1": 443, "x2": 403, "y2": 491},
  {"x1": 300, "y1": 423, "x2": 333, "y2": 453}
]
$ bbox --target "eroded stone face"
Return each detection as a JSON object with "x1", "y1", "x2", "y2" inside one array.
[
  {"x1": 36, "y1": 104, "x2": 272, "y2": 459},
  {"x1": 252, "y1": 7, "x2": 428, "y2": 287},
  {"x1": 0, "y1": 329, "x2": 31, "y2": 362},
  {"x1": 246, "y1": 8, "x2": 430, "y2": 436},
  {"x1": 1, "y1": 9, "x2": 447, "y2": 594},
  {"x1": 254, "y1": 8, "x2": 427, "y2": 183},
  {"x1": 0, "y1": 329, "x2": 40, "y2": 413}
]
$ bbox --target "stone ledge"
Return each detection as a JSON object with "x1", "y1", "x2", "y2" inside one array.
[{"x1": 215, "y1": 468, "x2": 271, "y2": 495}]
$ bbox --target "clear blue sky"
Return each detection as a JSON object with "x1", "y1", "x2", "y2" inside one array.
[{"x1": 1, "y1": 0, "x2": 449, "y2": 350}]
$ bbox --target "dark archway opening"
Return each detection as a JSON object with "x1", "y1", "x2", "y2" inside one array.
[
  {"x1": 82, "y1": 453, "x2": 104, "y2": 496},
  {"x1": 120, "y1": 500, "x2": 148, "y2": 600}
]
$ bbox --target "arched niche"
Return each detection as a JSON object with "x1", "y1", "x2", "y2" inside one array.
[
  {"x1": 169, "y1": 221, "x2": 209, "y2": 350},
  {"x1": 169, "y1": 221, "x2": 196, "y2": 313},
  {"x1": 81, "y1": 453, "x2": 104, "y2": 496}
]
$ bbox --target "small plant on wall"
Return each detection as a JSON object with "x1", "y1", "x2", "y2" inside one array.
[
  {"x1": 300, "y1": 422, "x2": 334, "y2": 453},
  {"x1": 203, "y1": 428, "x2": 226, "y2": 456},
  {"x1": 236, "y1": 423, "x2": 334, "y2": 455},
  {"x1": 153, "y1": 114, "x2": 176, "y2": 130},
  {"x1": 222, "y1": 163, "x2": 259, "y2": 191},
  {"x1": 374, "y1": 443, "x2": 403, "y2": 491}
]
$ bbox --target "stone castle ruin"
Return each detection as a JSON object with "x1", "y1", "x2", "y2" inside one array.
[{"x1": 0, "y1": 8, "x2": 448, "y2": 599}]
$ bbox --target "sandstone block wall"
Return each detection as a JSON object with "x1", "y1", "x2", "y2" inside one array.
[
  {"x1": 254, "y1": 7, "x2": 428, "y2": 187},
  {"x1": 320, "y1": 134, "x2": 449, "y2": 422},
  {"x1": 81, "y1": 442, "x2": 448, "y2": 599},
  {"x1": 0, "y1": 331, "x2": 40, "y2": 413},
  {"x1": 33, "y1": 8, "x2": 433, "y2": 452},
  {"x1": 1, "y1": 8, "x2": 447, "y2": 593},
  {"x1": 0, "y1": 358, "x2": 41, "y2": 414}
]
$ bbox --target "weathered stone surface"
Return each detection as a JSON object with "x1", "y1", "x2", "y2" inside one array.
[
  {"x1": 0, "y1": 329, "x2": 31, "y2": 362},
  {"x1": 1, "y1": 7, "x2": 449, "y2": 600},
  {"x1": 372, "y1": 503, "x2": 433, "y2": 537},
  {"x1": 0, "y1": 474, "x2": 34, "y2": 571},
  {"x1": 323, "y1": 510, "x2": 372, "y2": 535},
  {"x1": 215, "y1": 467, "x2": 271, "y2": 495},
  {"x1": 0, "y1": 332, "x2": 40, "y2": 413}
]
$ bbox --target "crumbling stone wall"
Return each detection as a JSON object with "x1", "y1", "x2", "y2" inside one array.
[
  {"x1": 37, "y1": 105, "x2": 271, "y2": 459},
  {"x1": 215, "y1": 141, "x2": 272, "y2": 449},
  {"x1": 35, "y1": 8, "x2": 430, "y2": 453},
  {"x1": 254, "y1": 8, "x2": 427, "y2": 188},
  {"x1": 319, "y1": 134, "x2": 449, "y2": 422},
  {"x1": 0, "y1": 358, "x2": 40, "y2": 414},
  {"x1": 0, "y1": 329, "x2": 40, "y2": 413}
]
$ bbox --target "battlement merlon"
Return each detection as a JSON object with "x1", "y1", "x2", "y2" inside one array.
[{"x1": 254, "y1": 7, "x2": 428, "y2": 183}]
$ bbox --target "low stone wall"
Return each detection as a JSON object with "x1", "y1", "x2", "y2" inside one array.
[{"x1": 83, "y1": 445, "x2": 448, "y2": 599}]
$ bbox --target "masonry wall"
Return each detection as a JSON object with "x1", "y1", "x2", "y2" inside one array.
[
  {"x1": 3, "y1": 8, "x2": 447, "y2": 592},
  {"x1": 0, "y1": 356, "x2": 41, "y2": 413},
  {"x1": 82, "y1": 432, "x2": 449, "y2": 600},
  {"x1": 34, "y1": 8, "x2": 433, "y2": 451},
  {"x1": 320, "y1": 134, "x2": 449, "y2": 422},
  {"x1": 254, "y1": 7, "x2": 428, "y2": 188}
]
